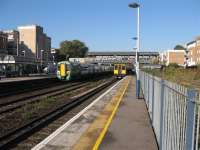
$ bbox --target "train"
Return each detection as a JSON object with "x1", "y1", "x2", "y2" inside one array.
[
  {"x1": 57, "y1": 61, "x2": 113, "y2": 81},
  {"x1": 113, "y1": 63, "x2": 127, "y2": 78}
]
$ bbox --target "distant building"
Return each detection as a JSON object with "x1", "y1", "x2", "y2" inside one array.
[
  {"x1": 17, "y1": 25, "x2": 51, "y2": 60},
  {"x1": 186, "y1": 38, "x2": 200, "y2": 66},
  {"x1": 3, "y1": 30, "x2": 19, "y2": 55},
  {"x1": 51, "y1": 48, "x2": 58, "y2": 54},
  {"x1": 0, "y1": 31, "x2": 8, "y2": 54},
  {"x1": 160, "y1": 50, "x2": 185, "y2": 66},
  {"x1": 87, "y1": 51, "x2": 159, "y2": 64},
  {"x1": 44, "y1": 36, "x2": 51, "y2": 61}
]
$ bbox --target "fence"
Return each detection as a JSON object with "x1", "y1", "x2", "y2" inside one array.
[{"x1": 139, "y1": 71, "x2": 200, "y2": 150}]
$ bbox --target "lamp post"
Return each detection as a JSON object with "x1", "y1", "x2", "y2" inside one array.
[
  {"x1": 40, "y1": 50, "x2": 44, "y2": 70},
  {"x1": 22, "y1": 50, "x2": 26, "y2": 57},
  {"x1": 17, "y1": 35, "x2": 19, "y2": 56},
  {"x1": 129, "y1": 2, "x2": 140, "y2": 98},
  {"x1": 22, "y1": 50, "x2": 26, "y2": 75}
]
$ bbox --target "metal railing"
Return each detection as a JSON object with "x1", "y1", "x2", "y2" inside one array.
[{"x1": 139, "y1": 71, "x2": 200, "y2": 150}]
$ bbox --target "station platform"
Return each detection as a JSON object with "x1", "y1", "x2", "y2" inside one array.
[
  {"x1": 32, "y1": 75, "x2": 158, "y2": 150},
  {"x1": 0, "y1": 74, "x2": 56, "y2": 83}
]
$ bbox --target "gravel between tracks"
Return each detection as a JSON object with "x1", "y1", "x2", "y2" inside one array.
[
  {"x1": 13, "y1": 77, "x2": 117, "y2": 149},
  {"x1": 0, "y1": 78, "x2": 111, "y2": 138}
]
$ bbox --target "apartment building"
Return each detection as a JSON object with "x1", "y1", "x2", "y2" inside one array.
[
  {"x1": 160, "y1": 50, "x2": 185, "y2": 66},
  {"x1": 17, "y1": 25, "x2": 51, "y2": 60},
  {"x1": 0, "y1": 31, "x2": 8, "y2": 53},
  {"x1": 3, "y1": 30, "x2": 19, "y2": 55},
  {"x1": 186, "y1": 38, "x2": 200, "y2": 66}
]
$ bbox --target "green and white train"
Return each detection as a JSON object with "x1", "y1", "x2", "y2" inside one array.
[{"x1": 57, "y1": 61, "x2": 113, "y2": 81}]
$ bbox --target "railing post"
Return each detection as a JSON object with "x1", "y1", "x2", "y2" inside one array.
[
  {"x1": 144, "y1": 72, "x2": 146, "y2": 101},
  {"x1": 151, "y1": 76, "x2": 155, "y2": 123},
  {"x1": 159, "y1": 79, "x2": 164, "y2": 150},
  {"x1": 147, "y1": 75, "x2": 149, "y2": 108},
  {"x1": 186, "y1": 89, "x2": 196, "y2": 150},
  {"x1": 136, "y1": 74, "x2": 140, "y2": 99}
]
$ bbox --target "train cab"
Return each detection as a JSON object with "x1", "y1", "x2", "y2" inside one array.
[
  {"x1": 114, "y1": 64, "x2": 126, "y2": 78},
  {"x1": 57, "y1": 62, "x2": 71, "y2": 80}
]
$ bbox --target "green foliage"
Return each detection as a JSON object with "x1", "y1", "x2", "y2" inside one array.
[
  {"x1": 58, "y1": 40, "x2": 89, "y2": 61},
  {"x1": 196, "y1": 64, "x2": 200, "y2": 69},
  {"x1": 174, "y1": 44, "x2": 186, "y2": 50},
  {"x1": 168, "y1": 63, "x2": 179, "y2": 68},
  {"x1": 143, "y1": 66, "x2": 200, "y2": 88},
  {"x1": 22, "y1": 96, "x2": 56, "y2": 119},
  {"x1": 55, "y1": 51, "x2": 66, "y2": 62}
]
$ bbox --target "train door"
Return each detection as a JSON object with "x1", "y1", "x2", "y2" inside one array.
[{"x1": 118, "y1": 64, "x2": 122, "y2": 76}]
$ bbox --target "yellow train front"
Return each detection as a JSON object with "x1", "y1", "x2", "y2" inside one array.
[{"x1": 114, "y1": 64, "x2": 126, "y2": 78}]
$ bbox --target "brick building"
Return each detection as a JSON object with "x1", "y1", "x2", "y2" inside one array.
[
  {"x1": 3, "y1": 30, "x2": 19, "y2": 55},
  {"x1": 160, "y1": 50, "x2": 185, "y2": 66},
  {"x1": 18, "y1": 25, "x2": 51, "y2": 60},
  {"x1": 186, "y1": 38, "x2": 200, "y2": 66},
  {"x1": 0, "y1": 31, "x2": 8, "y2": 54}
]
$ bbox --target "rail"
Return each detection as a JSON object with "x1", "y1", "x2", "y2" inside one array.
[
  {"x1": 0, "y1": 78, "x2": 116, "y2": 149},
  {"x1": 139, "y1": 71, "x2": 200, "y2": 150}
]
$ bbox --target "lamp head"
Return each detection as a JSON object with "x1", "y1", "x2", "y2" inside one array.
[{"x1": 129, "y1": 3, "x2": 140, "y2": 8}]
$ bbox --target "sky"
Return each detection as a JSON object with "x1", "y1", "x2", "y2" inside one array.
[{"x1": 1, "y1": 0, "x2": 200, "y2": 52}]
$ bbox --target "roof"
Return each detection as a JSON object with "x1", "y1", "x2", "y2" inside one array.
[
  {"x1": 167, "y1": 49, "x2": 185, "y2": 53},
  {"x1": 17, "y1": 25, "x2": 43, "y2": 30},
  {"x1": 87, "y1": 51, "x2": 159, "y2": 56},
  {"x1": 187, "y1": 41, "x2": 196, "y2": 46}
]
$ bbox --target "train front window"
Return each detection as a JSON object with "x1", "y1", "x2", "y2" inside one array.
[
  {"x1": 122, "y1": 66, "x2": 126, "y2": 70},
  {"x1": 58, "y1": 65, "x2": 60, "y2": 70},
  {"x1": 114, "y1": 65, "x2": 118, "y2": 70}
]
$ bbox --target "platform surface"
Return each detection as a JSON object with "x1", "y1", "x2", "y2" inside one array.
[
  {"x1": 32, "y1": 76, "x2": 128, "y2": 150},
  {"x1": 0, "y1": 74, "x2": 55, "y2": 83},
  {"x1": 32, "y1": 76, "x2": 158, "y2": 150},
  {"x1": 100, "y1": 76, "x2": 158, "y2": 150}
]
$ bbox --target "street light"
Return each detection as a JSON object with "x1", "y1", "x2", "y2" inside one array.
[
  {"x1": 40, "y1": 50, "x2": 44, "y2": 68},
  {"x1": 22, "y1": 50, "x2": 26, "y2": 75},
  {"x1": 129, "y1": 2, "x2": 140, "y2": 98},
  {"x1": 129, "y1": 3, "x2": 140, "y2": 8},
  {"x1": 22, "y1": 50, "x2": 26, "y2": 57}
]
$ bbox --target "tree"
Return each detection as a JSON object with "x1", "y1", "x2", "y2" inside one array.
[
  {"x1": 54, "y1": 51, "x2": 66, "y2": 62},
  {"x1": 58, "y1": 40, "x2": 88, "y2": 60},
  {"x1": 174, "y1": 45, "x2": 186, "y2": 50}
]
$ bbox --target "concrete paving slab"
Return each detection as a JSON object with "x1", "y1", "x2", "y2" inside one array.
[
  {"x1": 100, "y1": 76, "x2": 158, "y2": 150},
  {"x1": 32, "y1": 77, "x2": 128, "y2": 150}
]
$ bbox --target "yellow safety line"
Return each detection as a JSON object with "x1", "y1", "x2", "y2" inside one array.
[
  {"x1": 72, "y1": 77, "x2": 131, "y2": 150},
  {"x1": 92, "y1": 77, "x2": 130, "y2": 150}
]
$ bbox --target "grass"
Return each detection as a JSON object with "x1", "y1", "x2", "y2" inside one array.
[
  {"x1": 143, "y1": 65, "x2": 200, "y2": 89},
  {"x1": 22, "y1": 97, "x2": 56, "y2": 120}
]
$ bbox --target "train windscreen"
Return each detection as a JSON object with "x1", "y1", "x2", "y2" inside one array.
[{"x1": 114, "y1": 65, "x2": 118, "y2": 70}]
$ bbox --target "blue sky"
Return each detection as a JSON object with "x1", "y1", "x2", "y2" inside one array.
[{"x1": 1, "y1": 0, "x2": 200, "y2": 52}]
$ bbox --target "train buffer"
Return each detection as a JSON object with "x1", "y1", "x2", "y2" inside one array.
[{"x1": 32, "y1": 75, "x2": 158, "y2": 150}]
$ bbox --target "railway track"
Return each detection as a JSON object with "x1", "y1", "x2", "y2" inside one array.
[
  {"x1": 0, "y1": 82, "x2": 88, "y2": 115},
  {"x1": 0, "y1": 78, "x2": 116, "y2": 149},
  {"x1": 0, "y1": 78, "x2": 62, "y2": 98}
]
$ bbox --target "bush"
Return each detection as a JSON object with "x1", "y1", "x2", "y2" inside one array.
[{"x1": 168, "y1": 63, "x2": 179, "y2": 68}]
